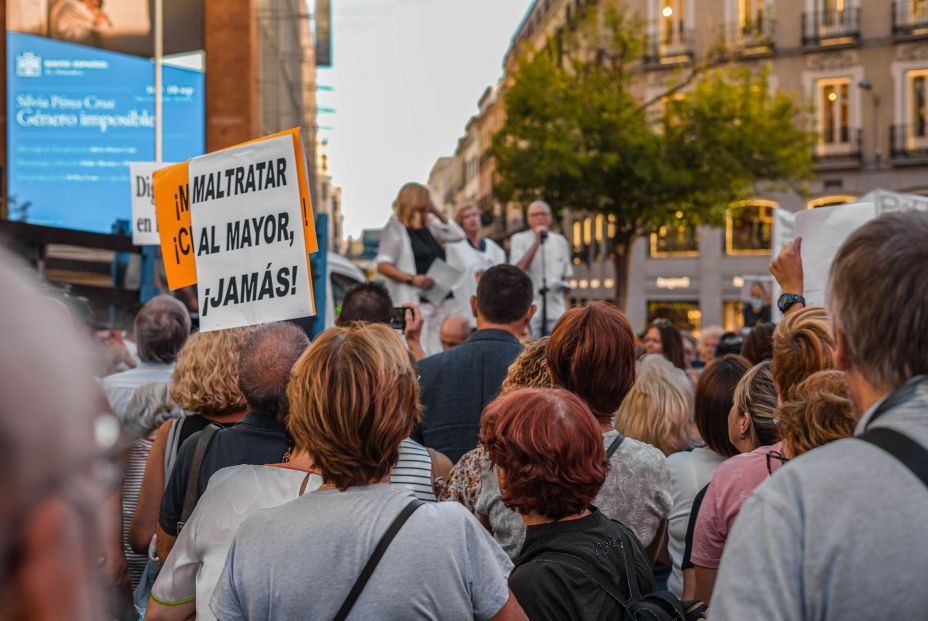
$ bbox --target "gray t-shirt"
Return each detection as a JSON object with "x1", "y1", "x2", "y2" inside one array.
[
  {"x1": 476, "y1": 430, "x2": 672, "y2": 558},
  {"x1": 210, "y1": 484, "x2": 513, "y2": 621}
]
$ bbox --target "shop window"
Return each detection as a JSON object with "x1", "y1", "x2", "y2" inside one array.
[
  {"x1": 726, "y1": 200, "x2": 775, "y2": 255},
  {"x1": 723, "y1": 300, "x2": 746, "y2": 332},
  {"x1": 647, "y1": 300, "x2": 701, "y2": 333},
  {"x1": 650, "y1": 213, "x2": 699, "y2": 257}
]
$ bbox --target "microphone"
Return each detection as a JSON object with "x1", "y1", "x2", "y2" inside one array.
[{"x1": 540, "y1": 230, "x2": 548, "y2": 243}]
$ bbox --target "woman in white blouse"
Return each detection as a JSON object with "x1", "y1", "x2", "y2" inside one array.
[
  {"x1": 445, "y1": 205, "x2": 506, "y2": 328},
  {"x1": 376, "y1": 182, "x2": 464, "y2": 355}
]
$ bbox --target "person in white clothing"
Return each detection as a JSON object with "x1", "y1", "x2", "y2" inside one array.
[
  {"x1": 445, "y1": 205, "x2": 506, "y2": 327},
  {"x1": 509, "y1": 201, "x2": 573, "y2": 337},
  {"x1": 376, "y1": 182, "x2": 465, "y2": 355}
]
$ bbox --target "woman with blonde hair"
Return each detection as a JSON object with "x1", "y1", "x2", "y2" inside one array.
[
  {"x1": 445, "y1": 205, "x2": 506, "y2": 327},
  {"x1": 771, "y1": 305, "x2": 834, "y2": 398},
  {"x1": 376, "y1": 182, "x2": 465, "y2": 354},
  {"x1": 210, "y1": 323, "x2": 525, "y2": 621},
  {"x1": 614, "y1": 354, "x2": 695, "y2": 456}
]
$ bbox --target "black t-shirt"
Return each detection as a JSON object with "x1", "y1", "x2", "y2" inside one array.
[
  {"x1": 158, "y1": 412, "x2": 289, "y2": 536},
  {"x1": 406, "y1": 226, "x2": 446, "y2": 275},
  {"x1": 509, "y1": 508, "x2": 655, "y2": 621}
]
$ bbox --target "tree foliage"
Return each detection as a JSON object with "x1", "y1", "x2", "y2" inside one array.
[{"x1": 490, "y1": 4, "x2": 816, "y2": 307}]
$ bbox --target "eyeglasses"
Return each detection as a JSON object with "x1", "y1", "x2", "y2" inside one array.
[{"x1": 765, "y1": 449, "x2": 790, "y2": 475}]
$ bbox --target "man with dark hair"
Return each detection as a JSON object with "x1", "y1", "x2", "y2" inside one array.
[
  {"x1": 336, "y1": 281, "x2": 427, "y2": 361},
  {"x1": 712, "y1": 211, "x2": 928, "y2": 620},
  {"x1": 156, "y1": 322, "x2": 309, "y2": 560},
  {"x1": 103, "y1": 295, "x2": 191, "y2": 423},
  {"x1": 416, "y1": 265, "x2": 536, "y2": 462}
]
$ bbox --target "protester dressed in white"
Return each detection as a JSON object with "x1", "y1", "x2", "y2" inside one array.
[
  {"x1": 376, "y1": 182, "x2": 465, "y2": 355},
  {"x1": 509, "y1": 201, "x2": 573, "y2": 337},
  {"x1": 445, "y1": 205, "x2": 506, "y2": 328}
]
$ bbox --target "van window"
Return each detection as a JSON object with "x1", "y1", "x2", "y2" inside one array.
[{"x1": 330, "y1": 272, "x2": 361, "y2": 318}]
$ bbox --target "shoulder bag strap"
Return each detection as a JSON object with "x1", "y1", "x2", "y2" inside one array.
[
  {"x1": 606, "y1": 433, "x2": 625, "y2": 460},
  {"x1": 163, "y1": 415, "x2": 186, "y2": 486},
  {"x1": 332, "y1": 499, "x2": 423, "y2": 621},
  {"x1": 859, "y1": 427, "x2": 928, "y2": 489},
  {"x1": 176, "y1": 423, "x2": 221, "y2": 533}
]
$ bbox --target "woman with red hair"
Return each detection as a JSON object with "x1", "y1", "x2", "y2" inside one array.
[{"x1": 482, "y1": 388, "x2": 654, "y2": 620}]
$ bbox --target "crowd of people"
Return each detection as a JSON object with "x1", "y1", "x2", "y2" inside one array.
[{"x1": 2, "y1": 207, "x2": 927, "y2": 621}]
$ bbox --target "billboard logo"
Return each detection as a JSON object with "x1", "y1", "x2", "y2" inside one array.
[{"x1": 16, "y1": 52, "x2": 42, "y2": 78}]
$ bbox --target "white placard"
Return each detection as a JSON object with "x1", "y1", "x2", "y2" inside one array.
[
  {"x1": 420, "y1": 258, "x2": 463, "y2": 306},
  {"x1": 129, "y1": 162, "x2": 173, "y2": 245},
  {"x1": 794, "y1": 202, "x2": 876, "y2": 308},
  {"x1": 188, "y1": 135, "x2": 315, "y2": 331},
  {"x1": 859, "y1": 189, "x2": 928, "y2": 216},
  {"x1": 770, "y1": 208, "x2": 795, "y2": 322}
]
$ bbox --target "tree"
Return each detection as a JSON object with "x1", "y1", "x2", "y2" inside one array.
[{"x1": 490, "y1": 4, "x2": 816, "y2": 309}]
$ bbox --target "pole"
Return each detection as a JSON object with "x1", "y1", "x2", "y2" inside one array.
[
  {"x1": 154, "y1": 0, "x2": 163, "y2": 163},
  {"x1": 540, "y1": 233, "x2": 548, "y2": 337}
]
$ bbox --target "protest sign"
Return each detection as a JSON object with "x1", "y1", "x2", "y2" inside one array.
[
  {"x1": 857, "y1": 189, "x2": 928, "y2": 216},
  {"x1": 770, "y1": 208, "x2": 795, "y2": 322},
  {"x1": 794, "y1": 202, "x2": 876, "y2": 307},
  {"x1": 153, "y1": 127, "x2": 316, "y2": 290},
  {"x1": 188, "y1": 133, "x2": 315, "y2": 331},
  {"x1": 129, "y1": 162, "x2": 173, "y2": 245}
]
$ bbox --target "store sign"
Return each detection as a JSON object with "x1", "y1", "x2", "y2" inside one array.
[{"x1": 656, "y1": 276, "x2": 691, "y2": 290}]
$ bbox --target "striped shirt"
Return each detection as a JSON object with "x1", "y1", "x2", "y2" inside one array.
[
  {"x1": 122, "y1": 437, "x2": 154, "y2": 589},
  {"x1": 391, "y1": 438, "x2": 436, "y2": 502}
]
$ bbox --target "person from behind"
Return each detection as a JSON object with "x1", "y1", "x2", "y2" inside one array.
[
  {"x1": 771, "y1": 305, "x2": 834, "y2": 398},
  {"x1": 665, "y1": 355, "x2": 750, "y2": 598},
  {"x1": 0, "y1": 253, "x2": 114, "y2": 621},
  {"x1": 102, "y1": 295, "x2": 191, "y2": 423},
  {"x1": 129, "y1": 328, "x2": 253, "y2": 567},
  {"x1": 690, "y1": 361, "x2": 779, "y2": 603},
  {"x1": 376, "y1": 182, "x2": 466, "y2": 355},
  {"x1": 509, "y1": 200, "x2": 573, "y2": 337},
  {"x1": 445, "y1": 205, "x2": 506, "y2": 327},
  {"x1": 209, "y1": 323, "x2": 527, "y2": 621},
  {"x1": 440, "y1": 314, "x2": 473, "y2": 350},
  {"x1": 643, "y1": 319, "x2": 687, "y2": 370},
  {"x1": 740, "y1": 322, "x2": 775, "y2": 365},
  {"x1": 483, "y1": 388, "x2": 655, "y2": 621},
  {"x1": 336, "y1": 281, "x2": 427, "y2": 361},
  {"x1": 417, "y1": 264, "x2": 535, "y2": 463},
  {"x1": 614, "y1": 354, "x2": 694, "y2": 456},
  {"x1": 155, "y1": 324, "x2": 308, "y2": 561},
  {"x1": 776, "y1": 370, "x2": 857, "y2": 460},
  {"x1": 712, "y1": 212, "x2": 928, "y2": 620}
]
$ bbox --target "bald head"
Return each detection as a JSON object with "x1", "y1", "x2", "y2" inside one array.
[
  {"x1": 526, "y1": 200, "x2": 552, "y2": 231},
  {"x1": 134, "y1": 295, "x2": 191, "y2": 364},
  {"x1": 440, "y1": 315, "x2": 473, "y2": 350},
  {"x1": 238, "y1": 322, "x2": 310, "y2": 421}
]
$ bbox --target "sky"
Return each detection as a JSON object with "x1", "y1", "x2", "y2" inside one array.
[{"x1": 316, "y1": 0, "x2": 534, "y2": 239}]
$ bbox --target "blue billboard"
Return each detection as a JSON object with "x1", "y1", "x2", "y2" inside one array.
[{"x1": 7, "y1": 31, "x2": 204, "y2": 234}]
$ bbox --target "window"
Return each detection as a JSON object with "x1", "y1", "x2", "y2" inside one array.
[
  {"x1": 908, "y1": 69, "x2": 928, "y2": 150},
  {"x1": 726, "y1": 201, "x2": 775, "y2": 255},
  {"x1": 723, "y1": 300, "x2": 745, "y2": 332},
  {"x1": 806, "y1": 194, "x2": 857, "y2": 208},
  {"x1": 650, "y1": 213, "x2": 699, "y2": 257},
  {"x1": 738, "y1": 0, "x2": 766, "y2": 36},
  {"x1": 647, "y1": 301, "x2": 701, "y2": 333},
  {"x1": 660, "y1": 0, "x2": 686, "y2": 52},
  {"x1": 816, "y1": 78, "x2": 851, "y2": 156}
]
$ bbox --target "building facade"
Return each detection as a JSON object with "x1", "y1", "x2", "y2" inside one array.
[{"x1": 430, "y1": 0, "x2": 928, "y2": 334}]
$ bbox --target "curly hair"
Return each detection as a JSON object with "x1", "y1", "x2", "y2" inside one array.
[
  {"x1": 733, "y1": 361, "x2": 780, "y2": 447},
  {"x1": 481, "y1": 388, "x2": 608, "y2": 520},
  {"x1": 500, "y1": 337, "x2": 551, "y2": 394},
  {"x1": 614, "y1": 354, "x2": 694, "y2": 456},
  {"x1": 287, "y1": 323, "x2": 421, "y2": 489},
  {"x1": 772, "y1": 306, "x2": 834, "y2": 398},
  {"x1": 170, "y1": 327, "x2": 253, "y2": 415},
  {"x1": 777, "y1": 370, "x2": 856, "y2": 459}
]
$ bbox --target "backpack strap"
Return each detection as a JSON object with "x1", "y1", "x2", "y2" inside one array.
[
  {"x1": 162, "y1": 415, "x2": 187, "y2": 486},
  {"x1": 528, "y1": 550, "x2": 630, "y2": 611},
  {"x1": 606, "y1": 433, "x2": 625, "y2": 460},
  {"x1": 176, "y1": 423, "x2": 220, "y2": 533},
  {"x1": 858, "y1": 427, "x2": 928, "y2": 489},
  {"x1": 332, "y1": 499, "x2": 423, "y2": 621}
]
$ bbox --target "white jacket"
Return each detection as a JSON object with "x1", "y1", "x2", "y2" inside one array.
[{"x1": 376, "y1": 215, "x2": 465, "y2": 306}]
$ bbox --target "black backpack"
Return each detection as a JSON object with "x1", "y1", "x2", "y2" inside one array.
[{"x1": 533, "y1": 531, "x2": 706, "y2": 621}]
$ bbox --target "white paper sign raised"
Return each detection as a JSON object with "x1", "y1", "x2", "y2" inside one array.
[
  {"x1": 129, "y1": 162, "x2": 172, "y2": 245},
  {"x1": 188, "y1": 135, "x2": 315, "y2": 331}
]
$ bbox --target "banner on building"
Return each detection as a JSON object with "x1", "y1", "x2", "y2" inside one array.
[{"x1": 129, "y1": 162, "x2": 172, "y2": 245}]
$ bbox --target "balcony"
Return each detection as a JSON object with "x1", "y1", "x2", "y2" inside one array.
[
  {"x1": 893, "y1": 1, "x2": 928, "y2": 39},
  {"x1": 802, "y1": 8, "x2": 861, "y2": 48},
  {"x1": 814, "y1": 128, "x2": 863, "y2": 169},
  {"x1": 644, "y1": 30, "x2": 694, "y2": 67},
  {"x1": 890, "y1": 124, "x2": 928, "y2": 162},
  {"x1": 726, "y1": 15, "x2": 775, "y2": 57}
]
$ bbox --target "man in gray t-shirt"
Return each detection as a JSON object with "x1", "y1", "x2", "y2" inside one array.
[{"x1": 211, "y1": 484, "x2": 514, "y2": 621}]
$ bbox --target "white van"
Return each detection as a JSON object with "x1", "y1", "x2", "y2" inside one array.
[{"x1": 324, "y1": 252, "x2": 367, "y2": 329}]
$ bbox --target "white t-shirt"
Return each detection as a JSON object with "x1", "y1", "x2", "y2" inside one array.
[
  {"x1": 666, "y1": 447, "x2": 726, "y2": 596},
  {"x1": 445, "y1": 238, "x2": 506, "y2": 326},
  {"x1": 151, "y1": 465, "x2": 323, "y2": 621},
  {"x1": 508, "y1": 230, "x2": 573, "y2": 321}
]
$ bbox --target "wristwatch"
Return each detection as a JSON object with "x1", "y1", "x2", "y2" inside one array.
[
  {"x1": 406, "y1": 274, "x2": 415, "y2": 285},
  {"x1": 777, "y1": 293, "x2": 805, "y2": 313}
]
